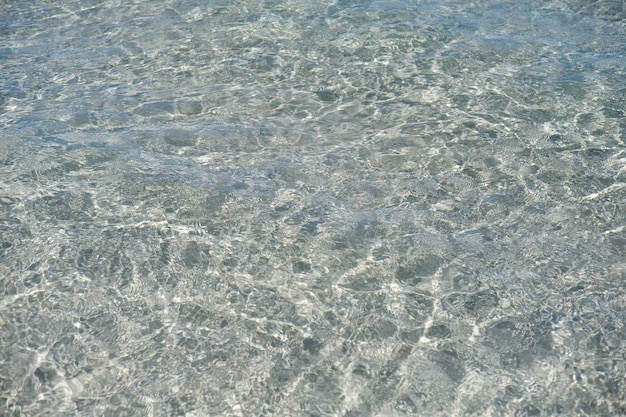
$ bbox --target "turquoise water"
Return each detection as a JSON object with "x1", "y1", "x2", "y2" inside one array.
[{"x1": 1, "y1": 1, "x2": 625, "y2": 416}]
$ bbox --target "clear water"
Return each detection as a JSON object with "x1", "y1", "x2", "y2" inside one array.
[{"x1": 1, "y1": 1, "x2": 625, "y2": 416}]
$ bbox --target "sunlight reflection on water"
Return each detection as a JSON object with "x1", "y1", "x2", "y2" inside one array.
[{"x1": 0, "y1": 1, "x2": 625, "y2": 416}]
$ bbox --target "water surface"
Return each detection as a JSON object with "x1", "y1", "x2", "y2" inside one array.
[{"x1": 1, "y1": 1, "x2": 625, "y2": 416}]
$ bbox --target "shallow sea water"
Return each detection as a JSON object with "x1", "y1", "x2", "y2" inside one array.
[{"x1": 1, "y1": 0, "x2": 625, "y2": 416}]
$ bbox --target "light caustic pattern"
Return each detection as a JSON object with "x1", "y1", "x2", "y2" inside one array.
[{"x1": 0, "y1": 0, "x2": 625, "y2": 416}]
